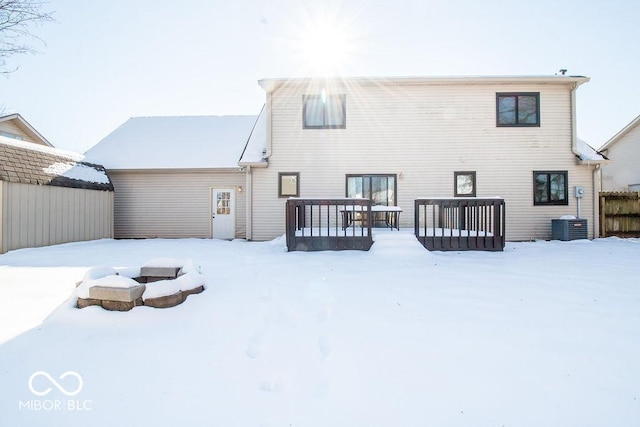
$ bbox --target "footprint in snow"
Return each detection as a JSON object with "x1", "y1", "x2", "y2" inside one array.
[
  {"x1": 317, "y1": 305, "x2": 332, "y2": 323},
  {"x1": 246, "y1": 327, "x2": 267, "y2": 359},
  {"x1": 318, "y1": 333, "x2": 332, "y2": 358}
]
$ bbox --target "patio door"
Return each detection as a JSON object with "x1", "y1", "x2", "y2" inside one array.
[
  {"x1": 346, "y1": 174, "x2": 397, "y2": 205},
  {"x1": 211, "y1": 188, "x2": 235, "y2": 240}
]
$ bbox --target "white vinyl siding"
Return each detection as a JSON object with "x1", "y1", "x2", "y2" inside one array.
[
  {"x1": 0, "y1": 182, "x2": 113, "y2": 253},
  {"x1": 600, "y1": 123, "x2": 640, "y2": 191},
  {"x1": 250, "y1": 79, "x2": 595, "y2": 241},
  {"x1": 109, "y1": 169, "x2": 246, "y2": 239}
]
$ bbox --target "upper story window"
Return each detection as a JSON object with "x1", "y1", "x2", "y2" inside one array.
[
  {"x1": 303, "y1": 92, "x2": 346, "y2": 129},
  {"x1": 534, "y1": 171, "x2": 568, "y2": 205},
  {"x1": 496, "y1": 92, "x2": 540, "y2": 127}
]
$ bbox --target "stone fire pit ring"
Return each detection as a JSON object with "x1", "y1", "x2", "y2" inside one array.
[{"x1": 76, "y1": 258, "x2": 206, "y2": 311}]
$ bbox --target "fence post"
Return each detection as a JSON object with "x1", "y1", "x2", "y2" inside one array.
[
  {"x1": 285, "y1": 199, "x2": 296, "y2": 251},
  {"x1": 599, "y1": 195, "x2": 606, "y2": 237}
]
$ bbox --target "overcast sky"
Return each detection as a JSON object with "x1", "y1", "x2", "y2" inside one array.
[{"x1": 1, "y1": 0, "x2": 638, "y2": 153}]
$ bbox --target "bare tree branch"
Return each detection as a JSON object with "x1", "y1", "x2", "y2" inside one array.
[{"x1": 0, "y1": 0, "x2": 54, "y2": 73}]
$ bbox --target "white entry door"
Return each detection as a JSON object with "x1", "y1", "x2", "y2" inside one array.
[{"x1": 211, "y1": 188, "x2": 235, "y2": 239}]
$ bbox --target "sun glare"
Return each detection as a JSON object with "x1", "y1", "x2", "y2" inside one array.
[
  {"x1": 302, "y1": 22, "x2": 351, "y2": 76},
  {"x1": 278, "y1": 1, "x2": 366, "y2": 77}
]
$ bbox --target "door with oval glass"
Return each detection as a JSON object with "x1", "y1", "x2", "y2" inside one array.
[{"x1": 211, "y1": 188, "x2": 235, "y2": 239}]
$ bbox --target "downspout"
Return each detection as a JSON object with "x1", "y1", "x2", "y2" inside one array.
[
  {"x1": 263, "y1": 91, "x2": 273, "y2": 159},
  {"x1": 569, "y1": 82, "x2": 597, "y2": 238},
  {"x1": 593, "y1": 164, "x2": 601, "y2": 238},
  {"x1": 245, "y1": 165, "x2": 252, "y2": 240},
  {"x1": 570, "y1": 82, "x2": 581, "y2": 159}
]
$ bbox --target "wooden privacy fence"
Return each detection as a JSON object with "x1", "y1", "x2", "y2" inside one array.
[
  {"x1": 599, "y1": 192, "x2": 640, "y2": 238},
  {"x1": 285, "y1": 198, "x2": 373, "y2": 251},
  {"x1": 414, "y1": 198, "x2": 506, "y2": 251}
]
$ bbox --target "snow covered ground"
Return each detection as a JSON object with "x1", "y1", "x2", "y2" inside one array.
[{"x1": 0, "y1": 232, "x2": 639, "y2": 426}]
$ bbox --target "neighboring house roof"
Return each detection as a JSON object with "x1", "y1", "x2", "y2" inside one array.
[
  {"x1": 0, "y1": 136, "x2": 113, "y2": 191},
  {"x1": 239, "y1": 105, "x2": 267, "y2": 167},
  {"x1": 598, "y1": 113, "x2": 640, "y2": 152},
  {"x1": 0, "y1": 113, "x2": 53, "y2": 147},
  {"x1": 84, "y1": 115, "x2": 258, "y2": 170},
  {"x1": 576, "y1": 139, "x2": 608, "y2": 162}
]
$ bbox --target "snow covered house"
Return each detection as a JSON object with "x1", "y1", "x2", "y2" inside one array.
[
  {"x1": 84, "y1": 116, "x2": 257, "y2": 240},
  {"x1": 0, "y1": 114, "x2": 113, "y2": 254},
  {"x1": 240, "y1": 75, "x2": 607, "y2": 242},
  {"x1": 598, "y1": 114, "x2": 640, "y2": 192}
]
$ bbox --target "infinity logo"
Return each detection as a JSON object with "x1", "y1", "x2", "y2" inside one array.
[{"x1": 28, "y1": 371, "x2": 84, "y2": 397}]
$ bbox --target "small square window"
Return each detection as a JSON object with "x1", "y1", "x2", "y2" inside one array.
[
  {"x1": 533, "y1": 171, "x2": 568, "y2": 205},
  {"x1": 497, "y1": 93, "x2": 540, "y2": 127},
  {"x1": 278, "y1": 172, "x2": 299, "y2": 197},
  {"x1": 454, "y1": 171, "x2": 476, "y2": 197},
  {"x1": 303, "y1": 93, "x2": 346, "y2": 129}
]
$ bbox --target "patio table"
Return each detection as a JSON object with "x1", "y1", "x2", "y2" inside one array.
[{"x1": 341, "y1": 205, "x2": 402, "y2": 230}]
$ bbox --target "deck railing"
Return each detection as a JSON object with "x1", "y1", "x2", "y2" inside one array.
[
  {"x1": 414, "y1": 198, "x2": 505, "y2": 251},
  {"x1": 285, "y1": 198, "x2": 373, "y2": 251}
]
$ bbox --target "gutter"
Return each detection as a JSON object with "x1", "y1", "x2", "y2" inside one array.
[
  {"x1": 592, "y1": 165, "x2": 601, "y2": 238},
  {"x1": 245, "y1": 166, "x2": 252, "y2": 240},
  {"x1": 568, "y1": 78, "x2": 605, "y2": 239}
]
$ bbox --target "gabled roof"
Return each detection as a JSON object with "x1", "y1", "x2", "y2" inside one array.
[
  {"x1": 599, "y1": 113, "x2": 640, "y2": 152},
  {"x1": 0, "y1": 137, "x2": 113, "y2": 191},
  {"x1": 0, "y1": 113, "x2": 52, "y2": 147},
  {"x1": 84, "y1": 115, "x2": 258, "y2": 170}
]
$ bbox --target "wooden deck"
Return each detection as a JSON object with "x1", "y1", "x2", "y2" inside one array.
[
  {"x1": 414, "y1": 198, "x2": 506, "y2": 251},
  {"x1": 285, "y1": 197, "x2": 506, "y2": 252},
  {"x1": 285, "y1": 198, "x2": 373, "y2": 251}
]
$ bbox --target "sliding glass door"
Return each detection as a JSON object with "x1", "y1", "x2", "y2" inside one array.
[{"x1": 346, "y1": 174, "x2": 397, "y2": 206}]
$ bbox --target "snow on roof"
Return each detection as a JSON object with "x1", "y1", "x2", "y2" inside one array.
[
  {"x1": 239, "y1": 105, "x2": 267, "y2": 165},
  {"x1": 0, "y1": 136, "x2": 112, "y2": 190},
  {"x1": 85, "y1": 115, "x2": 258, "y2": 170},
  {"x1": 576, "y1": 138, "x2": 608, "y2": 162}
]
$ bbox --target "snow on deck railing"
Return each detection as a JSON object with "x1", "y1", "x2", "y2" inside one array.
[
  {"x1": 414, "y1": 198, "x2": 505, "y2": 251},
  {"x1": 285, "y1": 198, "x2": 373, "y2": 251}
]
